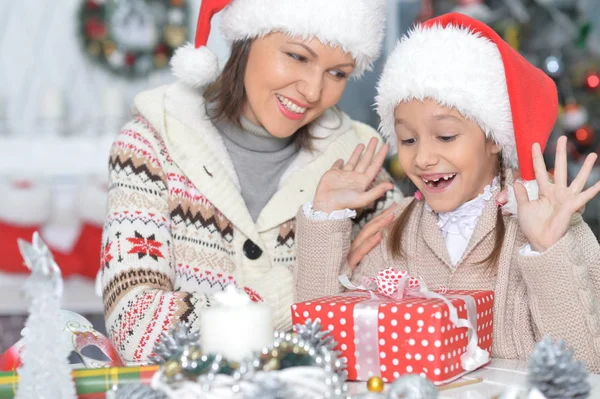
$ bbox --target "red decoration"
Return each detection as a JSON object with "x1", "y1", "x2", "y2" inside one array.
[
  {"x1": 585, "y1": 72, "x2": 600, "y2": 91},
  {"x1": 574, "y1": 125, "x2": 595, "y2": 147},
  {"x1": 84, "y1": 18, "x2": 107, "y2": 40},
  {"x1": 292, "y1": 290, "x2": 494, "y2": 385},
  {"x1": 86, "y1": 0, "x2": 100, "y2": 10},
  {"x1": 125, "y1": 53, "x2": 137, "y2": 66},
  {"x1": 154, "y1": 44, "x2": 169, "y2": 55}
]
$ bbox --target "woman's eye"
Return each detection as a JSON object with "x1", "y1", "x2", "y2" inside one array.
[
  {"x1": 286, "y1": 52, "x2": 308, "y2": 62},
  {"x1": 329, "y1": 70, "x2": 348, "y2": 79},
  {"x1": 400, "y1": 138, "x2": 416, "y2": 145}
]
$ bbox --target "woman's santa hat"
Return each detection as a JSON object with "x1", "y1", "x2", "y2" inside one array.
[
  {"x1": 375, "y1": 12, "x2": 558, "y2": 212},
  {"x1": 171, "y1": 0, "x2": 386, "y2": 88}
]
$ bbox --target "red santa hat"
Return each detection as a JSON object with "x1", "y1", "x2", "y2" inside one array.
[
  {"x1": 376, "y1": 12, "x2": 558, "y2": 188},
  {"x1": 170, "y1": 0, "x2": 387, "y2": 88}
]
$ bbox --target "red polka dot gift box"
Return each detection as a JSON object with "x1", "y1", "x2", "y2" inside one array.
[{"x1": 291, "y1": 268, "x2": 494, "y2": 385}]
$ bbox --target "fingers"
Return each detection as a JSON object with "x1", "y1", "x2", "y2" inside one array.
[
  {"x1": 348, "y1": 232, "x2": 383, "y2": 269},
  {"x1": 348, "y1": 202, "x2": 398, "y2": 269},
  {"x1": 576, "y1": 180, "x2": 600, "y2": 210},
  {"x1": 513, "y1": 181, "x2": 530, "y2": 207},
  {"x1": 352, "y1": 203, "x2": 398, "y2": 247},
  {"x1": 570, "y1": 152, "x2": 598, "y2": 193},
  {"x1": 553, "y1": 136, "x2": 568, "y2": 187},
  {"x1": 355, "y1": 138, "x2": 379, "y2": 173},
  {"x1": 365, "y1": 143, "x2": 390, "y2": 182},
  {"x1": 331, "y1": 159, "x2": 344, "y2": 170},
  {"x1": 356, "y1": 182, "x2": 394, "y2": 209},
  {"x1": 532, "y1": 142, "x2": 551, "y2": 192},
  {"x1": 344, "y1": 144, "x2": 365, "y2": 171}
]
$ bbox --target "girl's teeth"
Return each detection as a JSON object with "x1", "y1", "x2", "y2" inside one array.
[
  {"x1": 423, "y1": 174, "x2": 456, "y2": 187},
  {"x1": 277, "y1": 95, "x2": 307, "y2": 114}
]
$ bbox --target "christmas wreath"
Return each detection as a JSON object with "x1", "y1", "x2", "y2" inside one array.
[{"x1": 78, "y1": 0, "x2": 190, "y2": 79}]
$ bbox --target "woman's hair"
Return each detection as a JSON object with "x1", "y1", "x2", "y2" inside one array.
[
  {"x1": 388, "y1": 153, "x2": 506, "y2": 270},
  {"x1": 204, "y1": 39, "x2": 313, "y2": 150}
]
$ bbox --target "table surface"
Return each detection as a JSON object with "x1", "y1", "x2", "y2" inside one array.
[{"x1": 347, "y1": 359, "x2": 600, "y2": 398}]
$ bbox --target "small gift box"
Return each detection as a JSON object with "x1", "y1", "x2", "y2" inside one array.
[{"x1": 292, "y1": 268, "x2": 494, "y2": 385}]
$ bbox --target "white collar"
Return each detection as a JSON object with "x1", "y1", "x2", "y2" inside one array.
[{"x1": 426, "y1": 177, "x2": 499, "y2": 238}]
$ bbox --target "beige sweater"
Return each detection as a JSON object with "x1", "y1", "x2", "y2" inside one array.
[{"x1": 296, "y1": 191, "x2": 600, "y2": 373}]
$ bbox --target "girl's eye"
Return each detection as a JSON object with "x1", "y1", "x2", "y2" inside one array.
[
  {"x1": 400, "y1": 138, "x2": 416, "y2": 145},
  {"x1": 329, "y1": 70, "x2": 348, "y2": 79},
  {"x1": 439, "y1": 135, "x2": 457, "y2": 142},
  {"x1": 286, "y1": 52, "x2": 308, "y2": 62}
]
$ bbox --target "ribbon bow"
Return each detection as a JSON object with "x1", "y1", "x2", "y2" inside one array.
[
  {"x1": 341, "y1": 267, "x2": 448, "y2": 299},
  {"x1": 339, "y1": 267, "x2": 489, "y2": 372}
]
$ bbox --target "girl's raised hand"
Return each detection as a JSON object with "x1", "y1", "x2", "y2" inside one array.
[
  {"x1": 313, "y1": 138, "x2": 394, "y2": 214},
  {"x1": 515, "y1": 136, "x2": 600, "y2": 252}
]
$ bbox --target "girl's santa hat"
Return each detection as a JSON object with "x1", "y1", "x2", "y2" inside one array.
[
  {"x1": 376, "y1": 13, "x2": 558, "y2": 212},
  {"x1": 171, "y1": 0, "x2": 386, "y2": 88}
]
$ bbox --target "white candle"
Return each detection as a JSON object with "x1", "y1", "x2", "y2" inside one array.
[{"x1": 200, "y1": 285, "x2": 273, "y2": 363}]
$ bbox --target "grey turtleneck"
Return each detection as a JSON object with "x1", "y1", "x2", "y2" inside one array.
[{"x1": 210, "y1": 109, "x2": 299, "y2": 222}]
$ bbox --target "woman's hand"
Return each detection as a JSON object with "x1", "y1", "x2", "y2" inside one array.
[
  {"x1": 313, "y1": 137, "x2": 394, "y2": 213},
  {"x1": 515, "y1": 136, "x2": 600, "y2": 252}
]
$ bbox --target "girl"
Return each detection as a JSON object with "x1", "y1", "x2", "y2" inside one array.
[
  {"x1": 100, "y1": 0, "x2": 403, "y2": 363},
  {"x1": 296, "y1": 13, "x2": 600, "y2": 372}
]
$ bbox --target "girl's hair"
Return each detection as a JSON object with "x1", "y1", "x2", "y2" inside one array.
[
  {"x1": 204, "y1": 39, "x2": 313, "y2": 150},
  {"x1": 388, "y1": 154, "x2": 506, "y2": 270}
]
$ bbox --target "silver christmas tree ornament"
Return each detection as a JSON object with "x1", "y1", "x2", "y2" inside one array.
[
  {"x1": 528, "y1": 336, "x2": 591, "y2": 399},
  {"x1": 150, "y1": 321, "x2": 200, "y2": 365},
  {"x1": 387, "y1": 374, "x2": 438, "y2": 399},
  {"x1": 294, "y1": 318, "x2": 339, "y2": 352}
]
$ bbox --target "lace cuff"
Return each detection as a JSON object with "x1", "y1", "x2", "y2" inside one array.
[{"x1": 302, "y1": 201, "x2": 356, "y2": 221}]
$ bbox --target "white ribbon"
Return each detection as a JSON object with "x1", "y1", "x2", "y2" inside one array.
[{"x1": 339, "y1": 274, "x2": 489, "y2": 374}]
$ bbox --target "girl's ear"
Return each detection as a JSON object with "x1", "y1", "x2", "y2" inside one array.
[{"x1": 488, "y1": 141, "x2": 502, "y2": 155}]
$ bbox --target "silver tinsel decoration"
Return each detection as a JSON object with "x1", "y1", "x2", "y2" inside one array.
[
  {"x1": 528, "y1": 336, "x2": 591, "y2": 399},
  {"x1": 108, "y1": 383, "x2": 167, "y2": 399},
  {"x1": 268, "y1": 330, "x2": 348, "y2": 398},
  {"x1": 150, "y1": 322, "x2": 200, "y2": 365},
  {"x1": 387, "y1": 375, "x2": 439, "y2": 399},
  {"x1": 242, "y1": 374, "x2": 294, "y2": 399}
]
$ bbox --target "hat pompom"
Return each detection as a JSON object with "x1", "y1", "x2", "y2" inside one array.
[
  {"x1": 170, "y1": 43, "x2": 220, "y2": 88},
  {"x1": 502, "y1": 180, "x2": 539, "y2": 217}
]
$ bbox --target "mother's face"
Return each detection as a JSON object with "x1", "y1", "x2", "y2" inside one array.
[{"x1": 243, "y1": 32, "x2": 355, "y2": 138}]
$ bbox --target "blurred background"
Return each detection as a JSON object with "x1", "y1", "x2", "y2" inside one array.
[{"x1": 0, "y1": 0, "x2": 598, "y2": 353}]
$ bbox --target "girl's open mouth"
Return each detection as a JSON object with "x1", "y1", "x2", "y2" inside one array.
[{"x1": 422, "y1": 173, "x2": 456, "y2": 191}]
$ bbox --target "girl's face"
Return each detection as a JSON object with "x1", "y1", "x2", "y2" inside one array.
[
  {"x1": 242, "y1": 32, "x2": 355, "y2": 138},
  {"x1": 394, "y1": 99, "x2": 501, "y2": 213}
]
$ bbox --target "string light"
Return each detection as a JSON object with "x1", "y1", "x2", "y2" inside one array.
[{"x1": 586, "y1": 73, "x2": 600, "y2": 90}]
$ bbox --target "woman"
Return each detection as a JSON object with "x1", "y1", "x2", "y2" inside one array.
[{"x1": 100, "y1": 0, "x2": 402, "y2": 363}]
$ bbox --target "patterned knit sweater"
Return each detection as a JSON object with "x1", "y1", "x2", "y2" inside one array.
[
  {"x1": 296, "y1": 190, "x2": 600, "y2": 372},
  {"x1": 100, "y1": 82, "x2": 403, "y2": 363}
]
